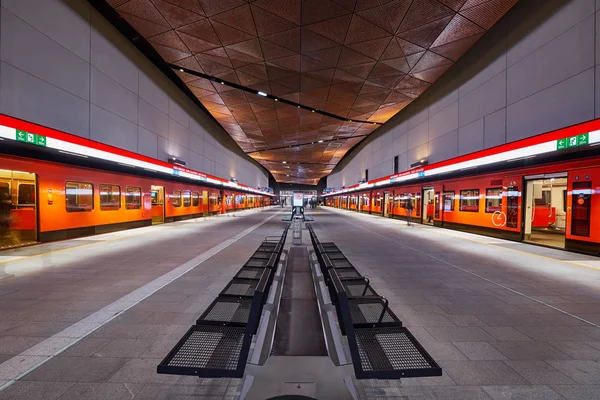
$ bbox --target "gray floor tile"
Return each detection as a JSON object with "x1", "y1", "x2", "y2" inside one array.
[
  {"x1": 57, "y1": 338, "x2": 112, "y2": 357},
  {"x1": 0, "y1": 336, "x2": 45, "y2": 356},
  {"x1": 56, "y1": 382, "x2": 143, "y2": 400},
  {"x1": 453, "y1": 342, "x2": 507, "y2": 360},
  {"x1": 92, "y1": 339, "x2": 154, "y2": 358},
  {"x1": 490, "y1": 341, "x2": 571, "y2": 360},
  {"x1": 515, "y1": 326, "x2": 596, "y2": 342},
  {"x1": 108, "y1": 358, "x2": 199, "y2": 385},
  {"x1": 482, "y1": 327, "x2": 533, "y2": 341},
  {"x1": 440, "y1": 360, "x2": 530, "y2": 385},
  {"x1": 482, "y1": 385, "x2": 564, "y2": 400},
  {"x1": 549, "y1": 341, "x2": 600, "y2": 360},
  {"x1": 551, "y1": 384, "x2": 600, "y2": 400},
  {"x1": 0, "y1": 381, "x2": 74, "y2": 400},
  {"x1": 23, "y1": 357, "x2": 128, "y2": 382},
  {"x1": 547, "y1": 360, "x2": 600, "y2": 384},
  {"x1": 424, "y1": 327, "x2": 498, "y2": 342},
  {"x1": 446, "y1": 315, "x2": 488, "y2": 327},
  {"x1": 505, "y1": 361, "x2": 576, "y2": 384}
]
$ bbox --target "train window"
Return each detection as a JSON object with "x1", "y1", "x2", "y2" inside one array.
[
  {"x1": 443, "y1": 191, "x2": 455, "y2": 211},
  {"x1": 460, "y1": 189, "x2": 479, "y2": 212},
  {"x1": 192, "y1": 192, "x2": 200, "y2": 207},
  {"x1": 183, "y1": 190, "x2": 191, "y2": 207},
  {"x1": 571, "y1": 182, "x2": 592, "y2": 237},
  {"x1": 172, "y1": 190, "x2": 182, "y2": 207},
  {"x1": 18, "y1": 183, "x2": 36, "y2": 205},
  {"x1": 100, "y1": 184, "x2": 121, "y2": 211},
  {"x1": 125, "y1": 186, "x2": 142, "y2": 209},
  {"x1": 485, "y1": 187, "x2": 503, "y2": 213},
  {"x1": 66, "y1": 182, "x2": 93, "y2": 212}
]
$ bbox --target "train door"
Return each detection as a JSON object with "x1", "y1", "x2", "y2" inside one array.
[
  {"x1": 0, "y1": 169, "x2": 37, "y2": 249},
  {"x1": 422, "y1": 187, "x2": 435, "y2": 225},
  {"x1": 523, "y1": 173, "x2": 567, "y2": 248},
  {"x1": 383, "y1": 192, "x2": 389, "y2": 217},
  {"x1": 150, "y1": 185, "x2": 165, "y2": 224},
  {"x1": 202, "y1": 191, "x2": 209, "y2": 216}
]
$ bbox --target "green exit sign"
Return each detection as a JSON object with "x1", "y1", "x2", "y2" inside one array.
[
  {"x1": 557, "y1": 132, "x2": 588, "y2": 150},
  {"x1": 16, "y1": 130, "x2": 46, "y2": 147}
]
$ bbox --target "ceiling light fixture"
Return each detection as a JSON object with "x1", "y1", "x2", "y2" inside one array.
[
  {"x1": 257, "y1": 91, "x2": 267, "y2": 97},
  {"x1": 282, "y1": 161, "x2": 287, "y2": 164},
  {"x1": 318, "y1": 140, "x2": 324, "y2": 143},
  {"x1": 179, "y1": 68, "x2": 183, "y2": 72}
]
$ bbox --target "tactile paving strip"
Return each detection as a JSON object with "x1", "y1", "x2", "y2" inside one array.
[
  {"x1": 354, "y1": 327, "x2": 437, "y2": 373},
  {"x1": 165, "y1": 326, "x2": 245, "y2": 370}
]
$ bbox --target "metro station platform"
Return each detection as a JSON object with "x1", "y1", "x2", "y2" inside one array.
[{"x1": 0, "y1": 206, "x2": 598, "y2": 400}]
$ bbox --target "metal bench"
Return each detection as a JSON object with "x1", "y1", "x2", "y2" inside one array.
[
  {"x1": 330, "y1": 269, "x2": 442, "y2": 379},
  {"x1": 157, "y1": 268, "x2": 271, "y2": 378},
  {"x1": 308, "y1": 225, "x2": 442, "y2": 380},
  {"x1": 157, "y1": 226, "x2": 289, "y2": 379}
]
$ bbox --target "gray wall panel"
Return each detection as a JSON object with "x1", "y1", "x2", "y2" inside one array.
[
  {"x1": 506, "y1": 69, "x2": 595, "y2": 142},
  {"x1": 458, "y1": 120, "x2": 484, "y2": 156},
  {"x1": 328, "y1": 0, "x2": 600, "y2": 189},
  {"x1": 0, "y1": 0, "x2": 268, "y2": 188},
  {"x1": 91, "y1": 67, "x2": 138, "y2": 124},
  {"x1": 1, "y1": 9, "x2": 90, "y2": 100},
  {"x1": 430, "y1": 130, "x2": 458, "y2": 163},
  {"x1": 90, "y1": 105, "x2": 138, "y2": 153},
  {"x1": 0, "y1": 61, "x2": 90, "y2": 138},
  {"x1": 2, "y1": 0, "x2": 91, "y2": 62},
  {"x1": 484, "y1": 109, "x2": 506, "y2": 149},
  {"x1": 137, "y1": 126, "x2": 158, "y2": 159}
]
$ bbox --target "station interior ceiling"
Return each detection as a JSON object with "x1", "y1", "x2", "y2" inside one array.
[{"x1": 98, "y1": 0, "x2": 518, "y2": 184}]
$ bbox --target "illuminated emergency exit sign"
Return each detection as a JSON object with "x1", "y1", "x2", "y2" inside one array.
[
  {"x1": 557, "y1": 133, "x2": 588, "y2": 150},
  {"x1": 16, "y1": 129, "x2": 47, "y2": 147}
]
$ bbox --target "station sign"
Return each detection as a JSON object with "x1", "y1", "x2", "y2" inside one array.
[
  {"x1": 16, "y1": 129, "x2": 46, "y2": 147},
  {"x1": 557, "y1": 132, "x2": 588, "y2": 150}
]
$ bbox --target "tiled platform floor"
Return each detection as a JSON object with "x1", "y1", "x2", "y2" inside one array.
[
  {"x1": 313, "y1": 207, "x2": 600, "y2": 400},
  {"x1": 0, "y1": 207, "x2": 285, "y2": 400},
  {"x1": 1, "y1": 205, "x2": 599, "y2": 399}
]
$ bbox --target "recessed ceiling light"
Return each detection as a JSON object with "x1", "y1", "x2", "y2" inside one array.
[
  {"x1": 221, "y1": 81, "x2": 224, "y2": 85},
  {"x1": 318, "y1": 140, "x2": 324, "y2": 143},
  {"x1": 257, "y1": 91, "x2": 267, "y2": 97},
  {"x1": 282, "y1": 161, "x2": 287, "y2": 164},
  {"x1": 179, "y1": 69, "x2": 184, "y2": 72}
]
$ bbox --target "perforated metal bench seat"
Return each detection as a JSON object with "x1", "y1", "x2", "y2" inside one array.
[
  {"x1": 220, "y1": 278, "x2": 261, "y2": 297},
  {"x1": 342, "y1": 279, "x2": 378, "y2": 297},
  {"x1": 197, "y1": 296, "x2": 253, "y2": 325},
  {"x1": 335, "y1": 268, "x2": 363, "y2": 279},
  {"x1": 353, "y1": 326, "x2": 441, "y2": 379},
  {"x1": 234, "y1": 266, "x2": 266, "y2": 280},
  {"x1": 157, "y1": 325, "x2": 247, "y2": 378},
  {"x1": 348, "y1": 297, "x2": 401, "y2": 327},
  {"x1": 251, "y1": 250, "x2": 276, "y2": 259},
  {"x1": 317, "y1": 243, "x2": 340, "y2": 253},
  {"x1": 244, "y1": 257, "x2": 275, "y2": 268}
]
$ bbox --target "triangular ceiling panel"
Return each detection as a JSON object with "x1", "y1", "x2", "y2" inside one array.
[{"x1": 103, "y1": 0, "x2": 518, "y2": 184}]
